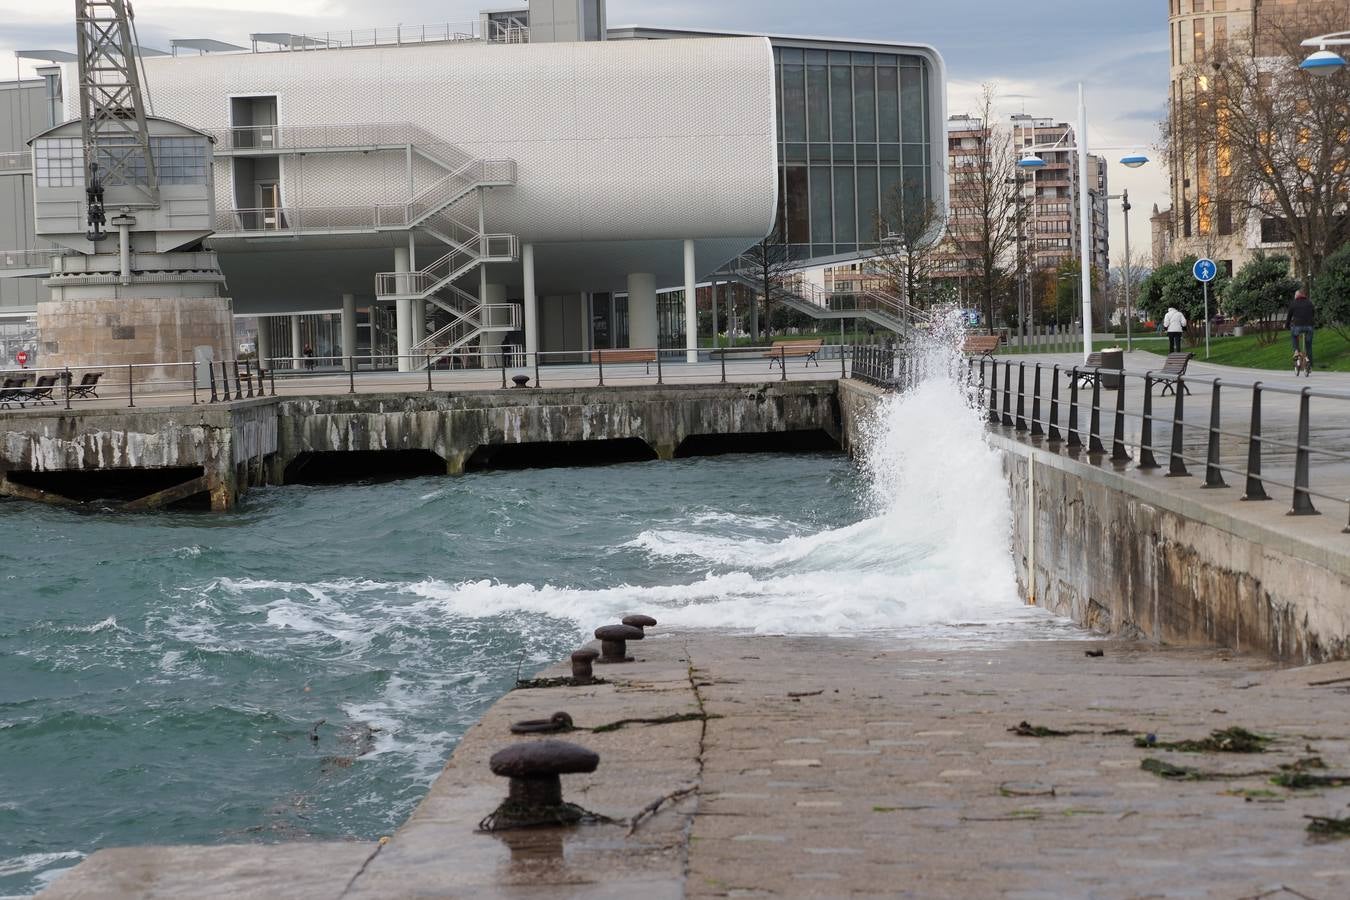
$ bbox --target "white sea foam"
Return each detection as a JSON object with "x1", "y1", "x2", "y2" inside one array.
[{"x1": 0, "y1": 851, "x2": 84, "y2": 879}]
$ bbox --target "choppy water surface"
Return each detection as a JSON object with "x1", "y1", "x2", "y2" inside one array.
[{"x1": 0, "y1": 346, "x2": 1068, "y2": 895}]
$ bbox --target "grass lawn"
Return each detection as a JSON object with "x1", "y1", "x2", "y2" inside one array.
[{"x1": 1103, "y1": 329, "x2": 1350, "y2": 373}]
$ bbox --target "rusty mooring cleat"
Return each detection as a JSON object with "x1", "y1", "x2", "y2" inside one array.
[
  {"x1": 621, "y1": 614, "x2": 657, "y2": 634},
  {"x1": 571, "y1": 648, "x2": 600, "y2": 682},
  {"x1": 483, "y1": 740, "x2": 600, "y2": 830},
  {"x1": 510, "y1": 712, "x2": 575, "y2": 735},
  {"x1": 594, "y1": 623, "x2": 644, "y2": 664}
]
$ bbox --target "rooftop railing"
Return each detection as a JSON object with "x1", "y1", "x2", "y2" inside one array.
[{"x1": 248, "y1": 20, "x2": 528, "y2": 53}]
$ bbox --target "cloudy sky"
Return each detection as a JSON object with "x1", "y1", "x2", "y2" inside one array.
[{"x1": 0, "y1": 0, "x2": 1170, "y2": 257}]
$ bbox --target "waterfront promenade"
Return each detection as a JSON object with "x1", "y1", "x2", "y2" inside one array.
[{"x1": 44, "y1": 627, "x2": 1350, "y2": 898}]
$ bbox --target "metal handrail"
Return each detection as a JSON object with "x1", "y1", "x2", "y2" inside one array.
[
  {"x1": 248, "y1": 20, "x2": 528, "y2": 53},
  {"x1": 202, "y1": 122, "x2": 480, "y2": 172}
]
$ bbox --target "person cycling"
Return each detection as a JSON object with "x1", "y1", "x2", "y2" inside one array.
[{"x1": 1287, "y1": 289, "x2": 1316, "y2": 373}]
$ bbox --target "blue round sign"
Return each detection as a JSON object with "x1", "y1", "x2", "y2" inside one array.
[{"x1": 1193, "y1": 258, "x2": 1218, "y2": 283}]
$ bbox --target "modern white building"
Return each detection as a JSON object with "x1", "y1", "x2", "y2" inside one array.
[{"x1": 4, "y1": 0, "x2": 947, "y2": 370}]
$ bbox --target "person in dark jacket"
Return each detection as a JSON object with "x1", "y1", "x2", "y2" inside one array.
[{"x1": 1287, "y1": 289, "x2": 1316, "y2": 371}]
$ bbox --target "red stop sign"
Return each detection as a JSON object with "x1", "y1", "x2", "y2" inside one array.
[{"x1": 16, "y1": 351, "x2": 28, "y2": 367}]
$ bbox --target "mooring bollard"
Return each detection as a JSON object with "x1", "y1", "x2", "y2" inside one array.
[
  {"x1": 484, "y1": 740, "x2": 600, "y2": 830},
  {"x1": 621, "y1": 614, "x2": 657, "y2": 634},
  {"x1": 510, "y1": 712, "x2": 575, "y2": 735},
  {"x1": 594, "y1": 624, "x2": 644, "y2": 664},
  {"x1": 571, "y1": 648, "x2": 599, "y2": 683}
]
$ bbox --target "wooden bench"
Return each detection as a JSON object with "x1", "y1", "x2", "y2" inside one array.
[
  {"x1": 590, "y1": 348, "x2": 657, "y2": 374},
  {"x1": 1153, "y1": 352, "x2": 1194, "y2": 396},
  {"x1": 765, "y1": 339, "x2": 823, "y2": 370},
  {"x1": 962, "y1": 335, "x2": 1001, "y2": 357}
]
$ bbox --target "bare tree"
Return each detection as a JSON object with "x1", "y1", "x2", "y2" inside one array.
[
  {"x1": 947, "y1": 84, "x2": 1020, "y2": 333},
  {"x1": 734, "y1": 229, "x2": 796, "y2": 342},
  {"x1": 1164, "y1": 11, "x2": 1350, "y2": 285},
  {"x1": 869, "y1": 176, "x2": 947, "y2": 307}
]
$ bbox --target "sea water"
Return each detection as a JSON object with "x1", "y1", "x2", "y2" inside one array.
[{"x1": 0, "y1": 330, "x2": 1066, "y2": 896}]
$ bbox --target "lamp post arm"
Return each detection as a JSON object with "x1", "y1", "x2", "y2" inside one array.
[{"x1": 1302, "y1": 32, "x2": 1350, "y2": 48}]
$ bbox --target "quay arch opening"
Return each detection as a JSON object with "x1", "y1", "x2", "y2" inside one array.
[
  {"x1": 673, "y1": 430, "x2": 840, "y2": 458},
  {"x1": 465, "y1": 438, "x2": 658, "y2": 472},
  {"x1": 3, "y1": 465, "x2": 209, "y2": 508},
  {"x1": 283, "y1": 450, "x2": 447, "y2": 485}
]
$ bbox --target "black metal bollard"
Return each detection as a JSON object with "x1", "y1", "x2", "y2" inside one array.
[
  {"x1": 1138, "y1": 373, "x2": 1159, "y2": 469},
  {"x1": 1242, "y1": 382, "x2": 1269, "y2": 501},
  {"x1": 1203, "y1": 380, "x2": 1227, "y2": 488},
  {"x1": 208, "y1": 361, "x2": 219, "y2": 403},
  {"x1": 1111, "y1": 373, "x2": 1131, "y2": 462},
  {"x1": 1088, "y1": 371, "x2": 1105, "y2": 455},
  {"x1": 571, "y1": 648, "x2": 599, "y2": 684},
  {"x1": 1289, "y1": 387, "x2": 1318, "y2": 516},
  {"x1": 597, "y1": 350, "x2": 604, "y2": 387},
  {"x1": 1030, "y1": 364, "x2": 1044, "y2": 437},
  {"x1": 1015, "y1": 363, "x2": 1028, "y2": 432},
  {"x1": 1167, "y1": 377, "x2": 1189, "y2": 477},
  {"x1": 244, "y1": 359, "x2": 254, "y2": 399},
  {"x1": 1001, "y1": 361, "x2": 1013, "y2": 426},
  {"x1": 1067, "y1": 368, "x2": 1082, "y2": 449},
  {"x1": 1047, "y1": 366, "x2": 1062, "y2": 443},
  {"x1": 988, "y1": 358, "x2": 1000, "y2": 424},
  {"x1": 349, "y1": 357, "x2": 356, "y2": 394},
  {"x1": 127, "y1": 363, "x2": 135, "y2": 408},
  {"x1": 485, "y1": 741, "x2": 600, "y2": 830}
]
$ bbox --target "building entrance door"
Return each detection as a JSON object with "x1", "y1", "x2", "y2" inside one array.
[{"x1": 256, "y1": 182, "x2": 282, "y2": 230}]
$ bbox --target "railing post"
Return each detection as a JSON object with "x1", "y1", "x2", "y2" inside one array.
[
  {"x1": 780, "y1": 346, "x2": 787, "y2": 382},
  {"x1": 1088, "y1": 371, "x2": 1105, "y2": 455},
  {"x1": 988, "y1": 360, "x2": 999, "y2": 424},
  {"x1": 208, "y1": 361, "x2": 218, "y2": 403},
  {"x1": 840, "y1": 342, "x2": 846, "y2": 379},
  {"x1": 270, "y1": 366, "x2": 277, "y2": 396},
  {"x1": 426, "y1": 354, "x2": 433, "y2": 391},
  {"x1": 349, "y1": 356, "x2": 356, "y2": 394},
  {"x1": 721, "y1": 345, "x2": 728, "y2": 384},
  {"x1": 1047, "y1": 365, "x2": 1062, "y2": 443},
  {"x1": 244, "y1": 359, "x2": 254, "y2": 399},
  {"x1": 535, "y1": 351, "x2": 542, "y2": 389},
  {"x1": 501, "y1": 354, "x2": 508, "y2": 389},
  {"x1": 1138, "y1": 373, "x2": 1159, "y2": 469},
  {"x1": 1111, "y1": 372, "x2": 1131, "y2": 462},
  {"x1": 1203, "y1": 380, "x2": 1226, "y2": 488},
  {"x1": 656, "y1": 348, "x2": 663, "y2": 386},
  {"x1": 1067, "y1": 367, "x2": 1082, "y2": 449},
  {"x1": 1015, "y1": 363, "x2": 1028, "y2": 432},
  {"x1": 1001, "y1": 361, "x2": 1013, "y2": 426},
  {"x1": 1242, "y1": 382, "x2": 1269, "y2": 501},
  {"x1": 597, "y1": 350, "x2": 604, "y2": 387},
  {"x1": 65, "y1": 366, "x2": 73, "y2": 411},
  {"x1": 218, "y1": 361, "x2": 228, "y2": 402},
  {"x1": 1030, "y1": 364, "x2": 1044, "y2": 437},
  {"x1": 1289, "y1": 387, "x2": 1318, "y2": 516},
  {"x1": 1167, "y1": 377, "x2": 1189, "y2": 478}
]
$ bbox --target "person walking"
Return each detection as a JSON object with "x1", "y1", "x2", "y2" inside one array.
[
  {"x1": 1163, "y1": 306, "x2": 1187, "y2": 354},
  {"x1": 1287, "y1": 289, "x2": 1316, "y2": 372}
]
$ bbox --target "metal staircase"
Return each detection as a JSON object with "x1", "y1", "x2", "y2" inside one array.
[
  {"x1": 722, "y1": 261, "x2": 932, "y2": 339},
  {"x1": 206, "y1": 122, "x2": 521, "y2": 368}
]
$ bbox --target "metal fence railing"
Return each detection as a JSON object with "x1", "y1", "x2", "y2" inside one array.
[{"x1": 956, "y1": 357, "x2": 1350, "y2": 531}]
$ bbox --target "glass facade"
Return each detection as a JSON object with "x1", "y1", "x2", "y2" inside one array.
[
  {"x1": 774, "y1": 46, "x2": 933, "y2": 261},
  {"x1": 34, "y1": 135, "x2": 210, "y2": 188}
]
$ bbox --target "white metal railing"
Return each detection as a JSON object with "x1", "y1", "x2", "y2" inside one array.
[
  {"x1": 202, "y1": 122, "x2": 477, "y2": 169},
  {"x1": 0, "y1": 248, "x2": 65, "y2": 270},
  {"x1": 0, "y1": 151, "x2": 31, "y2": 173},
  {"x1": 407, "y1": 158, "x2": 516, "y2": 225},
  {"x1": 375, "y1": 234, "x2": 519, "y2": 299},
  {"x1": 213, "y1": 204, "x2": 410, "y2": 234},
  {"x1": 249, "y1": 20, "x2": 529, "y2": 53}
]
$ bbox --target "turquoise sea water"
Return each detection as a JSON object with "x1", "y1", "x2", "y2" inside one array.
[
  {"x1": 1, "y1": 367, "x2": 1065, "y2": 895},
  {"x1": 0, "y1": 454, "x2": 870, "y2": 895}
]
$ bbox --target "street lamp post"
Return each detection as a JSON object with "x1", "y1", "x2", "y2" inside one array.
[
  {"x1": 1017, "y1": 83, "x2": 1149, "y2": 360},
  {"x1": 1108, "y1": 189, "x2": 1133, "y2": 351}
]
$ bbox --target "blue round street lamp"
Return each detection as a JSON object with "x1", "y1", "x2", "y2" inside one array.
[
  {"x1": 1016, "y1": 153, "x2": 1046, "y2": 170},
  {"x1": 1119, "y1": 153, "x2": 1149, "y2": 169},
  {"x1": 1301, "y1": 47, "x2": 1348, "y2": 76}
]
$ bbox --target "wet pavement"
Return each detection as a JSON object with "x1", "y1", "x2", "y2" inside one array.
[{"x1": 41, "y1": 627, "x2": 1350, "y2": 898}]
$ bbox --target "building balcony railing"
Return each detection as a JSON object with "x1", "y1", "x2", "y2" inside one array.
[
  {"x1": 0, "y1": 151, "x2": 31, "y2": 173},
  {"x1": 0, "y1": 248, "x2": 65, "y2": 271},
  {"x1": 202, "y1": 123, "x2": 476, "y2": 170},
  {"x1": 213, "y1": 205, "x2": 412, "y2": 235},
  {"x1": 248, "y1": 20, "x2": 527, "y2": 53}
]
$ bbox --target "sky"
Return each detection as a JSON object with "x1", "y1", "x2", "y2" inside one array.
[{"x1": 0, "y1": 0, "x2": 1170, "y2": 260}]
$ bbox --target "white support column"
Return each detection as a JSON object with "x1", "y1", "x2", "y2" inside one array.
[
  {"x1": 341, "y1": 293, "x2": 357, "y2": 371},
  {"x1": 711, "y1": 280, "x2": 719, "y2": 348},
  {"x1": 256, "y1": 317, "x2": 272, "y2": 370},
  {"x1": 683, "y1": 239, "x2": 698, "y2": 363},
  {"x1": 481, "y1": 282, "x2": 507, "y2": 367},
  {"x1": 522, "y1": 244, "x2": 539, "y2": 359},
  {"x1": 627, "y1": 272, "x2": 658, "y2": 350},
  {"x1": 290, "y1": 314, "x2": 303, "y2": 370},
  {"x1": 394, "y1": 246, "x2": 413, "y2": 372},
  {"x1": 1077, "y1": 83, "x2": 1093, "y2": 360}
]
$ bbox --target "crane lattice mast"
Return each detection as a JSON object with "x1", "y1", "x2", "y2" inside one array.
[{"x1": 74, "y1": 0, "x2": 158, "y2": 226}]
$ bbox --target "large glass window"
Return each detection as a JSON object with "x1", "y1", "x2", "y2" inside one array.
[
  {"x1": 854, "y1": 66, "x2": 876, "y2": 143},
  {"x1": 830, "y1": 66, "x2": 853, "y2": 142},
  {"x1": 785, "y1": 166, "x2": 810, "y2": 243},
  {"x1": 877, "y1": 67, "x2": 900, "y2": 143},
  {"x1": 807, "y1": 58, "x2": 830, "y2": 143},
  {"x1": 782, "y1": 61, "x2": 806, "y2": 142}
]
